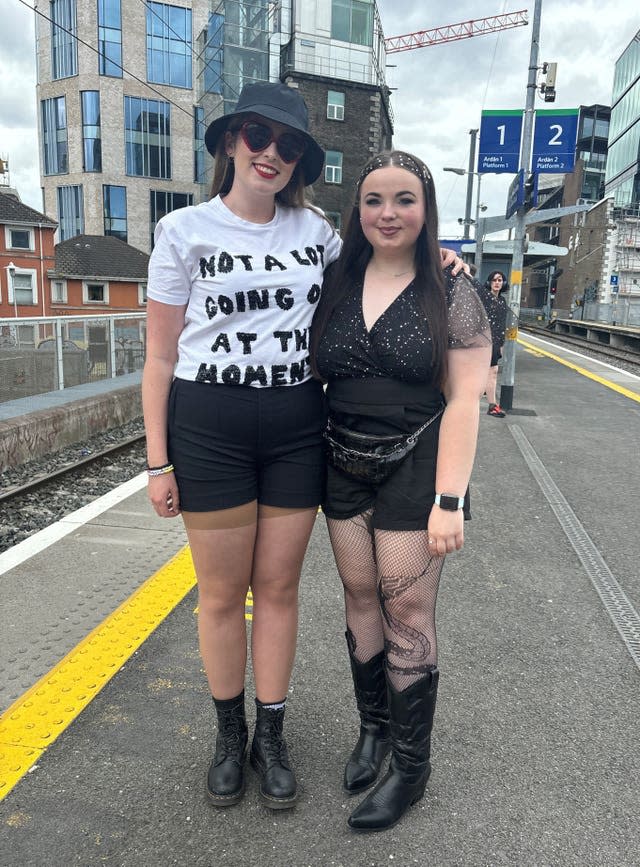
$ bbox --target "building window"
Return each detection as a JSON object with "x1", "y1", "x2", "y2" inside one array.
[
  {"x1": 331, "y1": 0, "x2": 373, "y2": 46},
  {"x1": 194, "y1": 105, "x2": 205, "y2": 183},
  {"x1": 6, "y1": 226, "x2": 34, "y2": 250},
  {"x1": 138, "y1": 282, "x2": 147, "y2": 305},
  {"x1": 57, "y1": 184, "x2": 84, "y2": 240},
  {"x1": 146, "y1": 2, "x2": 192, "y2": 88},
  {"x1": 51, "y1": 0, "x2": 78, "y2": 79},
  {"x1": 202, "y1": 12, "x2": 223, "y2": 95},
  {"x1": 125, "y1": 96, "x2": 171, "y2": 179},
  {"x1": 83, "y1": 281, "x2": 109, "y2": 303},
  {"x1": 150, "y1": 190, "x2": 193, "y2": 247},
  {"x1": 325, "y1": 211, "x2": 342, "y2": 232},
  {"x1": 52, "y1": 279, "x2": 68, "y2": 303},
  {"x1": 325, "y1": 151, "x2": 343, "y2": 184},
  {"x1": 103, "y1": 184, "x2": 128, "y2": 241},
  {"x1": 98, "y1": 0, "x2": 123, "y2": 76},
  {"x1": 327, "y1": 91, "x2": 345, "y2": 121},
  {"x1": 10, "y1": 270, "x2": 38, "y2": 306},
  {"x1": 41, "y1": 96, "x2": 68, "y2": 175},
  {"x1": 81, "y1": 91, "x2": 102, "y2": 172}
]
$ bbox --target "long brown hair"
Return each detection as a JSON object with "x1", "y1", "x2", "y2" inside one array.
[
  {"x1": 209, "y1": 116, "x2": 308, "y2": 208},
  {"x1": 310, "y1": 150, "x2": 449, "y2": 385}
]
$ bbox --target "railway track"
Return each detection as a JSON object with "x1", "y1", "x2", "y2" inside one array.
[
  {"x1": 0, "y1": 433, "x2": 146, "y2": 505},
  {"x1": 519, "y1": 323, "x2": 640, "y2": 372},
  {"x1": 0, "y1": 426, "x2": 147, "y2": 553}
]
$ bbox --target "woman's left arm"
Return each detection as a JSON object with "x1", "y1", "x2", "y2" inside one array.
[{"x1": 427, "y1": 343, "x2": 492, "y2": 555}]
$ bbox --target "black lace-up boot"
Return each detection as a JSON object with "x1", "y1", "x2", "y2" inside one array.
[
  {"x1": 344, "y1": 642, "x2": 390, "y2": 794},
  {"x1": 347, "y1": 668, "x2": 439, "y2": 832},
  {"x1": 207, "y1": 692, "x2": 248, "y2": 806},
  {"x1": 250, "y1": 699, "x2": 297, "y2": 809}
]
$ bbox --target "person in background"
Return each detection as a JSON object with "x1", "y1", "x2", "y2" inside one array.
[
  {"x1": 311, "y1": 150, "x2": 491, "y2": 832},
  {"x1": 478, "y1": 270, "x2": 509, "y2": 418}
]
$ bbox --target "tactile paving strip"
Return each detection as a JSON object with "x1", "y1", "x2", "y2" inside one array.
[{"x1": 0, "y1": 545, "x2": 196, "y2": 801}]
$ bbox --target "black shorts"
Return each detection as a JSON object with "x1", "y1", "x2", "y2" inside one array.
[
  {"x1": 322, "y1": 418, "x2": 441, "y2": 531},
  {"x1": 321, "y1": 378, "x2": 471, "y2": 531},
  {"x1": 168, "y1": 378, "x2": 327, "y2": 512}
]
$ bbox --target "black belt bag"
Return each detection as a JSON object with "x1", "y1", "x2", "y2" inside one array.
[{"x1": 324, "y1": 405, "x2": 444, "y2": 485}]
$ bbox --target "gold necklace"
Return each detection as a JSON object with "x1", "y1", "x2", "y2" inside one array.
[{"x1": 370, "y1": 264, "x2": 414, "y2": 278}]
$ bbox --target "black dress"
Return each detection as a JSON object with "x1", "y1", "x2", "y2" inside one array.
[
  {"x1": 315, "y1": 271, "x2": 490, "y2": 530},
  {"x1": 477, "y1": 286, "x2": 508, "y2": 367}
]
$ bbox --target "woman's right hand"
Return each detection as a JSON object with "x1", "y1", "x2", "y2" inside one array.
[{"x1": 148, "y1": 474, "x2": 181, "y2": 518}]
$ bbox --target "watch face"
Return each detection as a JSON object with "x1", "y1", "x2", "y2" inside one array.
[{"x1": 439, "y1": 494, "x2": 461, "y2": 511}]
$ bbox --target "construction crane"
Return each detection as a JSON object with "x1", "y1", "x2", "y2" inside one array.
[{"x1": 385, "y1": 10, "x2": 528, "y2": 54}]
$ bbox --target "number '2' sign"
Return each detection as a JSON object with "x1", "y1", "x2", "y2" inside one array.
[{"x1": 531, "y1": 108, "x2": 579, "y2": 173}]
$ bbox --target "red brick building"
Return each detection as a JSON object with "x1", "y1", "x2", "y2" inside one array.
[
  {"x1": 1, "y1": 186, "x2": 149, "y2": 318},
  {"x1": 50, "y1": 235, "x2": 149, "y2": 314},
  {"x1": 0, "y1": 187, "x2": 57, "y2": 317}
]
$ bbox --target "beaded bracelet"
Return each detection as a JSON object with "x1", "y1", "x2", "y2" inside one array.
[{"x1": 146, "y1": 463, "x2": 175, "y2": 477}]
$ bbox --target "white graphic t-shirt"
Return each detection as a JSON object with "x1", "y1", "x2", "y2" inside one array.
[{"x1": 147, "y1": 196, "x2": 342, "y2": 387}]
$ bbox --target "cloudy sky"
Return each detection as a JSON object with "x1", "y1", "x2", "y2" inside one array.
[{"x1": 0, "y1": 0, "x2": 637, "y2": 237}]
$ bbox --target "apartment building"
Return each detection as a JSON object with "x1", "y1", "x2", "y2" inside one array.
[{"x1": 36, "y1": 0, "x2": 392, "y2": 252}]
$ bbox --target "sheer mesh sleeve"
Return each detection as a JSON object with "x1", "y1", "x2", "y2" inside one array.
[{"x1": 447, "y1": 274, "x2": 492, "y2": 350}]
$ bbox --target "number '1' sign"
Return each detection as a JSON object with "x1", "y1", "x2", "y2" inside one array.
[
  {"x1": 531, "y1": 108, "x2": 579, "y2": 173},
  {"x1": 478, "y1": 110, "x2": 524, "y2": 174}
]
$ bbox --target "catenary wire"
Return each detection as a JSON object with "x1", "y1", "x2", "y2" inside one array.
[{"x1": 15, "y1": 0, "x2": 194, "y2": 119}]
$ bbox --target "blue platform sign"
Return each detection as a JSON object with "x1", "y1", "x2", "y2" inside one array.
[
  {"x1": 478, "y1": 110, "x2": 523, "y2": 174},
  {"x1": 505, "y1": 170, "x2": 525, "y2": 219},
  {"x1": 532, "y1": 108, "x2": 579, "y2": 173}
]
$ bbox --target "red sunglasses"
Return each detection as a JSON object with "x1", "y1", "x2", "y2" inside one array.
[{"x1": 238, "y1": 121, "x2": 306, "y2": 164}]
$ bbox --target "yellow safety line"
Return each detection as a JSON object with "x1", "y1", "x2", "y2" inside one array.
[
  {"x1": 517, "y1": 337, "x2": 640, "y2": 403},
  {"x1": 0, "y1": 545, "x2": 196, "y2": 802}
]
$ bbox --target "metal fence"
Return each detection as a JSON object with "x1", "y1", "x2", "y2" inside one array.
[
  {"x1": 520, "y1": 298, "x2": 640, "y2": 328},
  {"x1": 0, "y1": 313, "x2": 146, "y2": 405}
]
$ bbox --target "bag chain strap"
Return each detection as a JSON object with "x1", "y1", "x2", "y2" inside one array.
[{"x1": 326, "y1": 405, "x2": 445, "y2": 460}]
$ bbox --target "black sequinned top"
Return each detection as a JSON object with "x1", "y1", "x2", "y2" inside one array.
[{"x1": 316, "y1": 270, "x2": 490, "y2": 385}]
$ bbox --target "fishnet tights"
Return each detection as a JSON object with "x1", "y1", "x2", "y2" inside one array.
[{"x1": 327, "y1": 509, "x2": 444, "y2": 691}]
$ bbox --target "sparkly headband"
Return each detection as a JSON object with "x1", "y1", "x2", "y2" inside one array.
[{"x1": 357, "y1": 153, "x2": 431, "y2": 186}]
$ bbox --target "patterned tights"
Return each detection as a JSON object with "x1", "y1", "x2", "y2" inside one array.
[{"x1": 326, "y1": 509, "x2": 444, "y2": 692}]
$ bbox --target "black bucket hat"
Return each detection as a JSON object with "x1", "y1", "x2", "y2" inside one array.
[{"x1": 204, "y1": 81, "x2": 325, "y2": 186}]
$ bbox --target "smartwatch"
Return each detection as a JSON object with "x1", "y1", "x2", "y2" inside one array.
[{"x1": 434, "y1": 493, "x2": 465, "y2": 511}]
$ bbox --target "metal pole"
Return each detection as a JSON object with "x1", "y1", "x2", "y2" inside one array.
[
  {"x1": 500, "y1": 0, "x2": 542, "y2": 411},
  {"x1": 543, "y1": 267, "x2": 553, "y2": 320},
  {"x1": 8, "y1": 264, "x2": 18, "y2": 320},
  {"x1": 474, "y1": 217, "x2": 485, "y2": 273},
  {"x1": 463, "y1": 129, "x2": 478, "y2": 240},
  {"x1": 474, "y1": 174, "x2": 484, "y2": 275}
]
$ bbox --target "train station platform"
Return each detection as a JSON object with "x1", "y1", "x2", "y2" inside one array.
[
  {"x1": 0, "y1": 372, "x2": 142, "y2": 472},
  {"x1": 1, "y1": 334, "x2": 639, "y2": 866}
]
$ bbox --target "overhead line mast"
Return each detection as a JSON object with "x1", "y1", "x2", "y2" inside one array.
[{"x1": 384, "y1": 10, "x2": 529, "y2": 54}]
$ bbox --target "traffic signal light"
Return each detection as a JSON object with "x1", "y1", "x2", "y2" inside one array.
[{"x1": 550, "y1": 286, "x2": 557, "y2": 296}]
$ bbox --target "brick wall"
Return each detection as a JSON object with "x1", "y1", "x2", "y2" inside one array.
[{"x1": 285, "y1": 74, "x2": 393, "y2": 231}]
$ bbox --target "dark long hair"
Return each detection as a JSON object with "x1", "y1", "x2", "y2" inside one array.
[
  {"x1": 310, "y1": 150, "x2": 449, "y2": 385},
  {"x1": 485, "y1": 270, "x2": 509, "y2": 293},
  {"x1": 209, "y1": 116, "x2": 308, "y2": 208}
]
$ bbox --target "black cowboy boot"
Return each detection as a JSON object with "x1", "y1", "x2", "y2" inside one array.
[
  {"x1": 207, "y1": 691, "x2": 248, "y2": 806},
  {"x1": 344, "y1": 640, "x2": 390, "y2": 794},
  {"x1": 347, "y1": 668, "x2": 439, "y2": 832},
  {"x1": 250, "y1": 699, "x2": 297, "y2": 809}
]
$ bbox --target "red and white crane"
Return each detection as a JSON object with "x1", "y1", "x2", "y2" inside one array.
[{"x1": 385, "y1": 10, "x2": 528, "y2": 54}]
